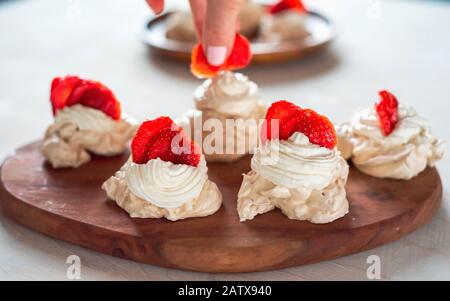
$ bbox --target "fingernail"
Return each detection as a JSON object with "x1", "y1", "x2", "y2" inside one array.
[{"x1": 206, "y1": 46, "x2": 227, "y2": 66}]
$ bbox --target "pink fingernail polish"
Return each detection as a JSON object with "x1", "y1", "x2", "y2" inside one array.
[{"x1": 206, "y1": 46, "x2": 227, "y2": 66}]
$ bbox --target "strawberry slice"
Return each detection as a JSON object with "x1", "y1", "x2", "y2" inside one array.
[
  {"x1": 191, "y1": 33, "x2": 252, "y2": 78},
  {"x1": 131, "y1": 116, "x2": 174, "y2": 164},
  {"x1": 50, "y1": 76, "x2": 82, "y2": 115},
  {"x1": 50, "y1": 75, "x2": 121, "y2": 120},
  {"x1": 375, "y1": 90, "x2": 399, "y2": 136},
  {"x1": 295, "y1": 109, "x2": 337, "y2": 149},
  {"x1": 269, "y1": 0, "x2": 307, "y2": 15},
  {"x1": 261, "y1": 100, "x2": 301, "y2": 142},
  {"x1": 261, "y1": 100, "x2": 337, "y2": 149},
  {"x1": 67, "y1": 80, "x2": 121, "y2": 120},
  {"x1": 131, "y1": 117, "x2": 201, "y2": 167}
]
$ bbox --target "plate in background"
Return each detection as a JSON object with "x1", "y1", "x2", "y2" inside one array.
[{"x1": 137, "y1": 10, "x2": 335, "y2": 64}]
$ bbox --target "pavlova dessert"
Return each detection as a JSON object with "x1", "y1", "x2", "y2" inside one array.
[
  {"x1": 42, "y1": 75, "x2": 137, "y2": 168},
  {"x1": 259, "y1": 0, "x2": 310, "y2": 43},
  {"x1": 102, "y1": 116, "x2": 222, "y2": 221},
  {"x1": 337, "y1": 90, "x2": 446, "y2": 179},
  {"x1": 237, "y1": 101, "x2": 349, "y2": 223},
  {"x1": 189, "y1": 33, "x2": 265, "y2": 162}
]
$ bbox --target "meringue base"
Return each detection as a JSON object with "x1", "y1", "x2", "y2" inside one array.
[
  {"x1": 102, "y1": 161, "x2": 222, "y2": 221},
  {"x1": 237, "y1": 158, "x2": 349, "y2": 223},
  {"x1": 42, "y1": 120, "x2": 136, "y2": 169}
]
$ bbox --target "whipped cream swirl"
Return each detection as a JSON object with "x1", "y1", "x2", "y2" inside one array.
[
  {"x1": 251, "y1": 132, "x2": 341, "y2": 190},
  {"x1": 338, "y1": 104, "x2": 446, "y2": 179},
  {"x1": 194, "y1": 71, "x2": 260, "y2": 117},
  {"x1": 54, "y1": 104, "x2": 120, "y2": 132},
  {"x1": 125, "y1": 157, "x2": 208, "y2": 208}
]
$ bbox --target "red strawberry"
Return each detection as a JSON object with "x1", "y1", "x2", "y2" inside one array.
[
  {"x1": 261, "y1": 100, "x2": 301, "y2": 142},
  {"x1": 131, "y1": 117, "x2": 174, "y2": 164},
  {"x1": 375, "y1": 90, "x2": 399, "y2": 136},
  {"x1": 67, "y1": 80, "x2": 121, "y2": 120},
  {"x1": 131, "y1": 117, "x2": 201, "y2": 167},
  {"x1": 269, "y1": 0, "x2": 307, "y2": 15},
  {"x1": 191, "y1": 33, "x2": 252, "y2": 78},
  {"x1": 295, "y1": 109, "x2": 337, "y2": 149},
  {"x1": 50, "y1": 75, "x2": 121, "y2": 120},
  {"x1": 50, "y1": 76, "x2": 82, "y2": 115},
  {"x1": 261, "y1": 100, "x2": 337, "y2": 149}
]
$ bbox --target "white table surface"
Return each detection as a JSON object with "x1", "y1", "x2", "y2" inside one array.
[{"x1": 0, "y1": 0, "x2": 449, "y2": 280}]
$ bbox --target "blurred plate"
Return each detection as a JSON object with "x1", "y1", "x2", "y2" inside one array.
[{"x1": 137, "y1": 10, "x2": 335, "y2": 64}]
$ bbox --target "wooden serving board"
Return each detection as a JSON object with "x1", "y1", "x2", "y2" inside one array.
[{"x1": 0, "y1": 141, "x2": 442, "y2": 273}]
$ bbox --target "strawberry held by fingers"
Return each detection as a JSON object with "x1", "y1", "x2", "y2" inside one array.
[
  {"x1": 261, "y1": 100, "x2": 337, "y2": 149},
  {"x1": 269, "y1": 0, "x2": 307, "y2": 15},
  {"x1": 50, "y1": 75, "x2": 121, "y2": 120},
  {"x1": 191, "y1": 33, "x2": 252, "y2": 78},
  {"x1": 131, "y1": 117, "x2": 201, "y2": 167}
]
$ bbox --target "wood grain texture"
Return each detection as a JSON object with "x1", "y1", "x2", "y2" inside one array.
[
  {"x1": 0, "y1": 141, "x2": 442, "y2": 273},
  {"x1": 138, "y1": 11, "x2": 334, "y2": 64}
]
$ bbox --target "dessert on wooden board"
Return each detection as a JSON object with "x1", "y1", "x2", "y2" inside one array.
[
  {"x1": 102, "y1": 116, "x2": 222, "y2": 221},
  {"x1": 237, "y1": 100, "x2": 349, "y2": 223},
  {"x1": 42, "y1": 76, "x2": 137, "y2": 168},
  {"x1": 337, "y1": 90, "x2": 446, "y2": 179}
]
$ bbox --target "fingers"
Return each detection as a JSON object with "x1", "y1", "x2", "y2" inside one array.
[
  {"x1": 145, "y1": 0, "x2": 164, "y2": 14},
  {"x1": 203, "y1": 0, "x2": 244, "y2": 66},
  {"x1": 189, "y1": 0, "x2": 207, "y2": 38}
]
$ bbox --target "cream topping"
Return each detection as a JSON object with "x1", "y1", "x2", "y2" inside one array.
[
  {"x1": 54, "y1": 104, "x2": 119, "y2": 132},
  {"x1": 125, "y1": 157, "x2": 208, "y2": 208},
  {"x1": 251, "y1": 132, "x2": 341, "y2": 190},
  {"x1": 102, "y1": 158, "x2": 222, "y2": 221},
  {"x1": 194, "y1": 71, "x2": 260, "y2": 117}
]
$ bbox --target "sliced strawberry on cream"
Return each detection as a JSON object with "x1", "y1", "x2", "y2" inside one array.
[
  {"x1": 43, "y1": 75, "x2": 136, "y2": 169},
  {"x1": 237, "y1": 100, "x2": 349, "y2": 223},
  {"x1": 50, "y1": 75, "x2": 121, "y2": 120},
  {"x1": 336, "y1": 90, "x2": 446, "y2": 179},
  {"x1": 261, "y1": 100, "x2": 337, "y2": 149},
  {"x1": 131, "y1": 117, "x2": 201, "y2": 167},
  {"x1": 102, "y1": 117, "x2": 222, "y2": 220}
]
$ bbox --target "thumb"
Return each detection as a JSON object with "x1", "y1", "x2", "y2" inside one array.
[{"x1": 203, "y1": 0, "x2": 243, "y2": 66}]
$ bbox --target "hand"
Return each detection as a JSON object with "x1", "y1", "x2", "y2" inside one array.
[{"x1": 146, "y1": 0, "x2": 244, "y2": 66}]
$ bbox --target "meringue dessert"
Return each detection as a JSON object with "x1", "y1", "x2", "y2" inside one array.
[
  {"x1": 258, "y1": 0, "x2": 310, "y2": 43},
  {"x1": 337, "y1": 90, "x2": 446, "y2": 180},
  {"x1": 190, "y1": 71, "x2": 266, "y2": 162},
  {"x1": 165, "y1": 1, "x2": 263, "y2": 42},
  {"x1": 237, "y1": 101, "x2": 349, "y2": 223},
  {"x1": 42, "y1": 76, "x2": 137, "y2": 168},
  {"x1": 102, "y1": 117, "x2": 222, "y2": 221}
]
